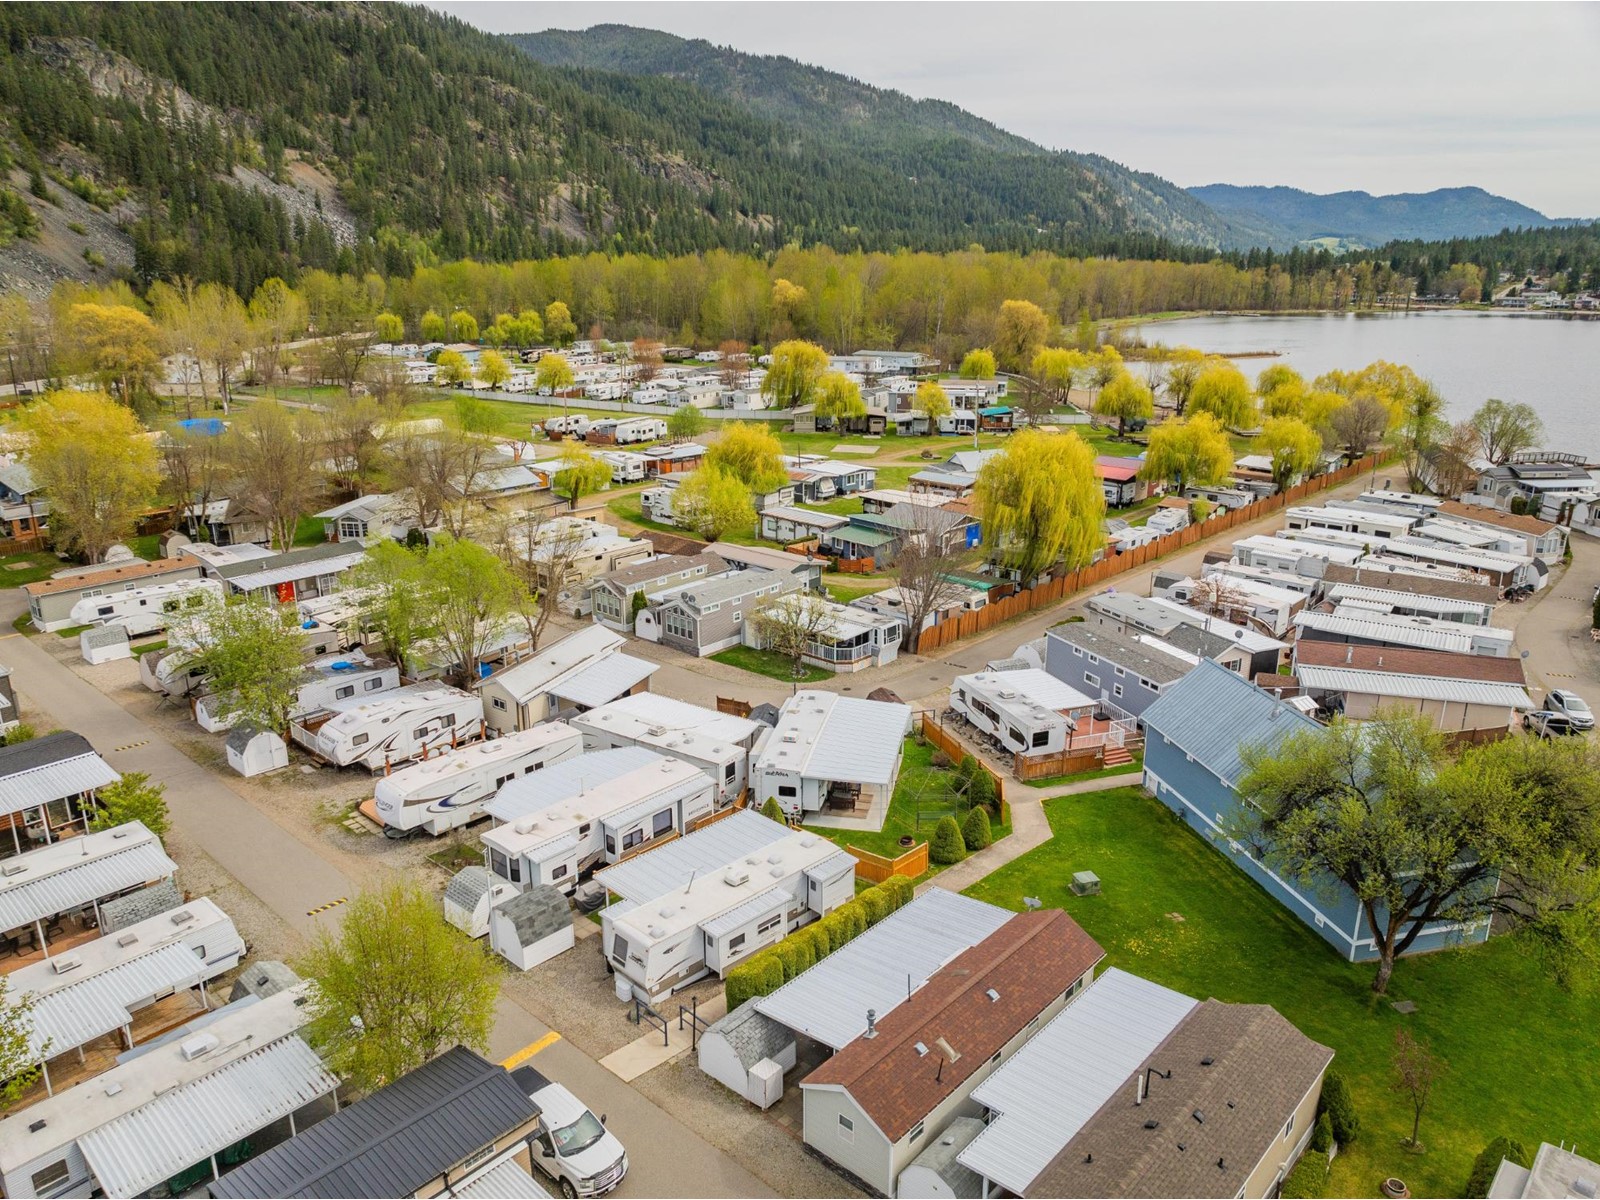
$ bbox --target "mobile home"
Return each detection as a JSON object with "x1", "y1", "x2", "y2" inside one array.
[
  {"x1": 195, "y1": 653, "x2": 400, "y2": 733},
  {"x1": 481, "y1": 748, "x2": 715, "y2": 895},
  {"x1": 1284, "y1": 504, "x2": 1417, "y2": 541},
  {"x1": 292, "y1": 684, "x2": 484, "y2": 771},
  {"x1": 372, "y1": 723, "x2": 584, "y2": 838},
  {"x1": 611, "y1": 417, "x2": 667, "y2": 445},
  {"x1": 602, "y1": 829, "x2": 855, "y2": 1003},
  {"x1": 569, "y1": 692, "x2": 766, "y2": 806},
  {"x1": 67, "y1": 578, "x2": 224, "y2": 638}
]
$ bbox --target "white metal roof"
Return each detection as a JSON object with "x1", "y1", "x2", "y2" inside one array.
[
  {"x1": 755, "y1": 691, "x2": 912, "y2": 787},
  {"x1": 1416, "y1": 519, "x2": 1502, "y2": 548},
  {"x1": 484, "y1": 745, "x2": 662, "y2": 823},
  {"x1": 547, "y1": 652, "x2": 658, "y2": 709},
  {"x1": 595, "y1": 809, "x2": 791, "y2": 904},
  {"x1": 1386, "y1": 536, "x2": 1530, "y2": 572},
  {"x1": 484, "y1": 626, "x2": 627, "y2": 703},
  {"x1": 0, "y1": 824, "x2": 176, "y2": 931},
  {"x1": 0, "y1": 753, "x2": 120, "y2": 817},
  {"x1": 1234, "y1": 534, "x2": 1365, "y2": 566},
  {"x1": 450, "y1": 1158, "x2": 553, "y2": 1199},
  {"x1": 573, "y1": 692, "x2": 762, "y2": 749},
  {"x1": 1296, "y1": 665, "x2": 1533, "y2": 709},
  {"x1": 753, "y1": 890, "x2": 1012, "y2": 1050},
  {"x1": 697, "y1": 885, "x2": 792, "y2": 939},
  {"x1": 959, "y1": 967, "x2": 1198, "y2": 1195},
  {"x1": 1323, "y1": 583, "x2": 1493, "y2": 617},
  {"x1": 956, "y1": 669, "x2": 1097, "y2": 713},
  {"x1": 78, "y1": 1034, "x2": 338, "y2": 1198},
  {"x1": 224, "y1": 548, "x2": 368, "y2": 592},
  {"x1": 1297, "y1": 609, "x2": 1489, "y2": 654},
  {"x1": 21, "y1": 941, "x2": 207, "y2": 1058}
]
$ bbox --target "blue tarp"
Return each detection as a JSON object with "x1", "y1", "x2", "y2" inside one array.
[{"x1": 176, "y1": 418, "x2": 226, "y2": 436}]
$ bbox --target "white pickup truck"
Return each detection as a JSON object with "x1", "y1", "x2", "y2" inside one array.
[{"x1": 513, "y1": 1065, "x2": 629, "y2": 1198}]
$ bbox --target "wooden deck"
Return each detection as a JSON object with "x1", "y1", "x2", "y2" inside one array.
[{"x1": 0, "y1": 920, "x2": 100, "y2": 974}]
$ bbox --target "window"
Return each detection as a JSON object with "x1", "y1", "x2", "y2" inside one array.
[
  {"x1": 623, "y1": 829, "x2": 644, "y2": 850},
  {"x1": 908, "y1": 1121, "x2": 925, "y2": 1144},
  {"x1": 31, "y1": 1161, "x2": 70, "y2": 1193},
  {"x1": 652, "y1": 809, "x2": 673, "y2": 837},
  {"x1": 605, "y1": 835, "x2": 617, "y2": 854},
  {"x1": 1141, "y1": 678, "x2": 1158, "y2": 692},
  {"x1": 1282, "y1": 1114, "x2": 1295, "y2": 1138},
  {"x1": 757, "y1": 913, "x2": 782, "y2": 935},
  {"x1": 778, "y1": 785, "x2": 797, "y2": 798},
  {"x1": 838, "y1": 1115, "x2": 854, "y2": 1142},
  {"x1": 551, "y1": 863, "x2": 568, "y2": 880},
  {"x1": 729, "y1": 933, "x2": 746, "y2": 951},
  {"x1": 1007, "y1": 727, "x2": 1025, "y2": 747},
  {"x1": 1084, "y1": 672, "x2": 1100, "y2": 688},
  {"x1": 990, "y1": 1050, "x2": 1002, "y2": 1064},
  {"x1": 1087, "y1": 653, "x2": 1100, "y2": 665},
  {"x1": 489, "y1": 849, "x2": 521, "y2": 883},
  {"x1": 351, "y1": 733, "x2": 369, "y2": 747},
  {"x1": 578, "y1": 823, "x2": 591, "y2": 837},
  {"x1": 1114, "y1": 666, "x2": 1125, "y2": 678},
  {"x1": 1031, "y1": 730, "x2": 1049, "y2": 748},
  {"x1": 1072, "y1": 645, "x2": 1083, "y2": 656},
  {"x1": 492, "y1": 697, "x2": 508, "y2": 711},
  {"x1": 724, "y1": 762, "x2": 736, "y2": 781},
  {"x1": 1113, "y1": 684, "x2": 1123, "y2": 699},
  {"x1": 496, "y1": 773, "x2": 516, "y2": 789},
  {"x1": 96, "y1": 605, "x2": 113, "y2": 617},
  {"x1": 365, "y1": 677, "x2": 384, "y2": 691},
  {"x1": 336, "y1": 685, "x2": 355, "y2": 700}
]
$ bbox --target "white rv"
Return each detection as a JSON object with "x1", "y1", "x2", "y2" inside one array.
[
  {"x1": 950, "y1": 669, "x2": 1098, "y2": 756},
  {"x1": 69, "y1": 578, "x2": 223, "y2": 638},
  {"x1": 610, "y1": 417, "x2": 666, "y2": 445},
  {"x1": 481, "y1": 748, "x2": 716, "y2": 896},
  {"x1": 139, "y1": 646, "x2": 209, "y2": 697},
  {"x1": 292, "y1": 684, "x2": 485, "y2": 771},
  {"x1": 195, "y1": 653, "x2": 401, "y2": 733},
  {"x1": 599, "y1": 451, "x2": 648, "y2": 484},
  {"x1": 374, "y1": 723, "x2": 584, "y2": 838},
  {"x1": 568, "y1": 693, "x2": 766, "y2": 807},
  {"x1": 541, "y1": 415, "x2": 592, "y2": 438},
  {"x1": 602, "y1": 828, "x2": 855, "y2": 1002}
]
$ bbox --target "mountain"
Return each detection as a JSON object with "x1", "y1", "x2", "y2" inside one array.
[
  {"x1": 1187, "y1": 184, "x2": 1567, "y2": 250},
  {"x1": 506, "y1": 24, "x2": 1273, "y2": 252}
]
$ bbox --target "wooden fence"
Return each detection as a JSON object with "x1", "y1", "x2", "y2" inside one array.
[
  {"x1": 911, "y1": 455, "x2": 1384, "y2": 654},
  {"x1": 844, "y1": 841, "x2": 929, "y2": 883},
  {"x1": 920, "y1": 713, "x2": 1010, "y2": 822},
  {"x1": 1012, "y1": 740, "x2": 1145, "y2": 783}
]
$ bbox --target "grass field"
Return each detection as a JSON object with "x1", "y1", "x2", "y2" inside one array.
[
  {"x1": 0, "y1": 551, "x2": 60, "y2": 588},
  {"x1": 709, "y1": 644, "x2": 829, "y2": 684},
  {"x1": 965, "y1": 787, "x2": 1600, "y2": 1199},
  {"x1": 805, "y1": 737, "x2": 1011, "y2": 865}
]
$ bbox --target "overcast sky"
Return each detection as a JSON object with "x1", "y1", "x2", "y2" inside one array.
[{"x1": 432, "y1": 1, "x2": 1600, "y2": 216}]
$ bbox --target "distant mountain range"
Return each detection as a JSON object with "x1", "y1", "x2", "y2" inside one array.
[{"x1": 1187, "y1": 184, "x2": 1575, "y2": 250}]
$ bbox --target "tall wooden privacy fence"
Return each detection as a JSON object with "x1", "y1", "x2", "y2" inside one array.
[{"x1": 912, "y1": 455, "x2": 1383, "y2": 653}]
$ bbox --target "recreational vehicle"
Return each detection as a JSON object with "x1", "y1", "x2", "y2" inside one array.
[
  {"x1": 195, "y1": 654, "x2": 401, "y2": 733},
  {"x1": 1284, "y1": 504, "x2": 1416, "y2": 541},
  {"x1": 68, "y1": 578, "x2": 223, "y2": 638},
  {"x1": 373, "y1": 723, "x2": 584, "y2": 838},
  {"x1": 593, "y1": 417, "x2": 666, "y2": 445},
  {"x1": 139, "y1": 647, "x2": 209, "y2": 698},
  {"x1": 541, "y1": 415, "x2": 593, "y2": 439},
  {"x1": 950, "y1": 669, "x2": 1098, "y2": 756},
  {"x1": 599, "y1": 451, "x2": 648, "y2": 484},
  {"x1": 292, "y1": 684, "x2": 484, "y2": 771},
  {"x1": 568, "y1": 693, "x2": 766, "y2": 807},
  {"x1": 481, "y1": 749, "x2": 716, "y2": 896},
  {"x1": 601, "y1": 828, "x2": 855, "y2": 1002}
]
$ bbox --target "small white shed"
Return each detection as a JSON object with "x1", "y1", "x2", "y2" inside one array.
[
  {"x1": 488, "y1": 885, "x2": 574, "y2": 971},
  {"x1": 226, "y1": 726, "x2": 289, "y2": 777},
  {"x1": 80, "y1": 624, "x2": 131, "y2": 664},
  {"x1": 443, "y1": 866, "x2": 516, "y2": 940},
  {"x1": 897, "y1": 1116, "x2": 986, "y2": 1199},
  {"x1": 698, "y1": 999, "x2": 797, "y2": 1110}
]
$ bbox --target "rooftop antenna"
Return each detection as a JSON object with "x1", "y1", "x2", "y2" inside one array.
[
  {"x1": 685, "y1": 867, "x2": 698, "y2": 894},
  {"x1": 1136, "y1": 1066, "x2": 1171, "y2": 1105}
]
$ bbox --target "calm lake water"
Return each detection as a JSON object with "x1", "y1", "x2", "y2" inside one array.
[{"x1": 1137, "y1": 311, "x2": 1600, "y2": 459}]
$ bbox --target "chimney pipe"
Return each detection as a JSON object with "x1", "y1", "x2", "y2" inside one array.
[{"x1": 864, "y1": 1009, "x2": 877, "y2": 1039}]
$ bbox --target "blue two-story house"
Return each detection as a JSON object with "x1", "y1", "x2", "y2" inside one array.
[{"x1": 1140, "y1": 658, "x2": 1491, "y2": 963}]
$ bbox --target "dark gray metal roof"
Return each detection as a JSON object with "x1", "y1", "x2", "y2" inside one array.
[
  {"x1": 1048, "y1": 624, "x2": 1190, "y2": 686},
  {"x1": 0, "y1": 730, "x2": 100, "y2": 777},
  {"x1": 99, "y1": 879, "x2": 184, "y2": 932},
  {"x1": 209, "y1": 1046, "x2": 537, "y2": 1199},
  {"x1": 709, "y1": 999, "x2": 795, "y2": 1069},
  {"x1": 228, "y1": 960, "x2": 302, "y2": 1003},
  {"x1": 496, "y1": 886, "x2": 570, "y2": 945}
]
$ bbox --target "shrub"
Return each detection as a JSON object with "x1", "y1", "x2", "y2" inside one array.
[
  {"x1": 1309, "y1": 1112, "x2": 1332, "y2": 1155},
  {"x1": 819, "y1": 910, "x2": 853, "y2": 953},
  {"x1": 89, "y1": 771, "x2": 169, "y2": 839},
  {"x1": 799, "y1": 922, "x2": 829, "y2": 960},
  {"x1": 930, "y1": 815, "x2": 967, "y2": 864},
  {"x1": 836, "y1": 899, "x2": 868, "y2": 940},
  {"x1": 881, "y1": 874, "x2": 914, "y2": 911},
  {"x1": 775, "y1": 932, "x2": 815, "y2": 980},
  {"x1": 760, "y1": 797, "x2": 785, "y2": 823},
  {"x1": 1465, "y1": 1136, "x2": 1531, "y2": 1198},
  {"x1": 962, "y1": 806, "x2": 993, "y2": 851},
  {"x1": 930, "y1": 749, "x2": 952, "y2": 770},
  {"x1": 630, "y1": 590, "x2": 649, "y2": 619},
  {"x1": 0, "y1": 723, "x2": 36, "y2": 747},
  {"x1": 957, "y1": 753, "x2": 979, "y2": 790},
  {"x1": 1317, "y1": 1071, "x2": 1360, "y2": 1146},
  {"x1": 859, "y1": 886, "x2": 891, "y2": 926},
  {"x1": 968, "y1": 770, "x2": 997, "y2": 814},
  {"x1": 1278, "y1": 1155, "x2": 1327, "y2": 1200},
  {"x1": 724, "y1": 960, "x2": 765, "y2": 1009}
]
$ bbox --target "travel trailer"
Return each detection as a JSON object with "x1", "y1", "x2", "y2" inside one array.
[
  {"x1": 481, "y1": 749, "x2": 716, "y2": 896},
  {"x1": 142, "y1": 620, "x2": 349, "y2": 700},
  {"x1": 569, "y1": 693, "x2": 766, "y2": 807},
  {"x1": 196, "y1": 652, "x2": 400, "y2": 732},
  {"x1": 950, "y1": 669, "x2": 1098, "y2": 756},
  {"x1": 602, "y1": 828, "x2": 855, "y2": 1003},
  {"x1": 599, "y1": 451, "x2": 648, "y2": 483},
  {"x1": 373, "y1": 723, "x2": 584, "y2": 838},
  {"x1": 541, "y1": 414, "x2": 592, "y2": 439},
  {"x1": 68, "y1": 578, "x2": 223, "y2": 638},
  {"x1": 291, "y1": 684, "x2": 484, "y2": 770},
  {"x1": 607, "y1": 417, "x2": 667, "y2": 445}
]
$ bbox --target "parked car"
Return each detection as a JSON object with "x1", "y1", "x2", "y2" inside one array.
[
  {"x1": 1546, "y1": 689, "x2": 1595, "y2": 730},
  {"x1": 513, "y1": 1065, "x2": 629, "y2": 1198},
  {"x1": 1525, "y1": 710, "x2": 1578, "y2": 738}
]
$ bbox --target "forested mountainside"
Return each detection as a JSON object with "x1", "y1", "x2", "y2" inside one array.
[
  {"x1": 1190, "y1": 184, "x2": 1573, "y2": 250},
  {"x1": 507, "y1": 23, "x2": 1282, "y2": 252},
  {"x1": 0, "y1": 1, "x2": 1257, "y2": 299}
]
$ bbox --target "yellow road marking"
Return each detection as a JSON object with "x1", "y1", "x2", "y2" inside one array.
[
  {"x1": 305, "y1": 897, "x2": 349, "y2": 916},
  {"x1": 502, "y1": 1031, "x2": 561, "y2": 1068}
]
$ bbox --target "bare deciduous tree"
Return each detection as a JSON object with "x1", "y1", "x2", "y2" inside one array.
[
  {"x1": 492, "y1": 506, "x2": 593, "y2": 651},
  {"x1": 1392, "y1": 1028, "x2": 1445, "y2": 1150},
  {"x1": 895, "y1": 508, "x2": 968, "y2": 653},
  {"x1": 750, "y1": 592, "x2": 838, "y2": 679},
  {"x1": 321, "y1": 397, "x2": 392, "y2": 496},
  {"x1": 222, "y1": 401, "x2": 325, "y2": 550}
]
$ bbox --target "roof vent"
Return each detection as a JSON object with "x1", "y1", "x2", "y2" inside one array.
[
  {"x1": 28, "y1": 1119, "x2": 45, "y2": 1133},
  {"x1": 104, "y1": 1082, "x2": 123, "y2": 1097},
  {"x1": 1193, "y1": 1110, "x2": 1205, "y2": 1124},
  {"x1": 934, "y1": 1037, "x2": 960, "y2": 1064},
  {"x1": 985, "y1": 988, "x2": 1000, "y2": 1003},
  {"x1": 767, "y1": 852, "x2": 783, "y2": 865},
  {"x1": 648, "y1": 925, "x2": 667, "y2": 938},
  {"x1": 1, "y1": 861, "x2": 27, "y2": 877},
  {"x1": 1573, "y1": 1179, "x2": 1597, "y2": 1200},
  {"x1": 170, "y1": 910, "x2": 196, "y2": 927},
  {"x1": 116, "y1": 933, "x2": 139, "y2": 948},
  {"x1": 1177, "y1": 1142, "x2": 1187, "y2": 1153},
  {"x1": 864, "y1": 1009, "x2": 878, "y2": 1040},
  {"x1": 723, "y1": 866, "x2": 750, "y2": 887},
  {"x1": 50, "y1": 954, "x2": 82, "y2": 975},
  {"x1": 1201, "y1": 1055, "x2": 1214, "y2": 1066},
  {"x1": 914, "y1": 1041, "x2": 928, "y2": 1056},
  {"x1": 770, "y1": 865, "x2": 784, "y2": 879},
  {"x1": 1143, "y1": 1119, "x2": 1160, "y2": 1130}
]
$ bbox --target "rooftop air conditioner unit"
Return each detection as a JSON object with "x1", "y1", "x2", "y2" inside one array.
[
  {"x1": 723, "y1": 866, "x2": 751, "y2": 887},
  {"x1": 1, "y1": 862, "x2": 26, "y2": 877},
  {"x1": 180, "y1": 1033, "x2": 220, "y2": 1061},
  {"x1": 116, "y1": 933, "x2": 139, "y2": 948},
  {"x1": 170, "y1": 910, "x2": 196, "y2": 927},
  {"x1": 50, "y1": 954, "x2": 82, "y2": 975}
]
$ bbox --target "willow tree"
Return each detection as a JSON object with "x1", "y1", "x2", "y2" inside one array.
[
  {"x1": 1257, "y1": 416, "x2": 1325, "y2": 492},
  {"x1": 814, "y1": 371, "x2": 867, "y2": 425},
  {"x1": 761, "y1": 340, "x2": 830, "y2": 409},
  {"x1": 1031, "y1": 347, "x2": 1086, "y2": 406},
  {"x1": 974, "y1": 429, "x2": 1104, "y2": 586},
  {"x1": 1140, "y1": 412, "x2": 1235, "y2": 498},
  {"x1": 912, "y1": 380, "x2": 952, "y2": 422},
  {"x1": 993, "y1": 300, "x2": 1049, "y2": 374},
  {"x1": 705, "y1": 422, "x2": 788, "y2": 493},
  {"x1": 1093, "y1": 371, "x2": 1154, "y2": 437},
  {"x1": 958, "y1": 348, "x2": 996, "y2": 379},
  {"x1": 1186, "y1": 361, "x2": 1258, "y2": 429}
]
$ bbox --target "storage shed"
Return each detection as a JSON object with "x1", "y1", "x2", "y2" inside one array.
[
  {"x1": 488, "y1": 885, "x2": 573, "y2": 971},
  {"x1": 444, "y1": 866, "x2": 517, "y2": 940},
  {"x1": 697, "y1": 999, "x2": 797, "y2": 1110},
  {"x1": 225, "y1": 726, "x2": 289, "y2": 778},
  {"x1": 79, "y1": 624, "x2": 131, "y2": 665},
  {"x1": 899, "y1": 1116, "x2": 986, "y2": 1199}
]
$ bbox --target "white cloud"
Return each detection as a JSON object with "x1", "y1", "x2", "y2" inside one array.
[{"x1": 433, "y1": 0, "x2": 1600, "y2": 215}]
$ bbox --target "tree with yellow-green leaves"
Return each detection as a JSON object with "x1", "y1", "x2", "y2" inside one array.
[
  {"x1": 1093, "y1": 370, "x2": 1154, "y2": 438},
  {"x1": 534, "y1": 353, "x2": 575, "y2": 395},
  {"x1": 1257, "y1": 416, "x2": 1325, "y2": 492},
  {"x1": 419, "y1": 309, "x2": 447, "y2": 342},
  {"x1": 974, "y1": 429, "x2": 1104, "y2": 586},
  {"x1": 705, "y1": 422, "x2": 788, "y2": 494},
  {"x1": 475, "y1": 349, "x2": 512, "y2": 390},
  {"x1": 1187, "y1": 362, "x2": 1257, "y2": 429},
  {"x1": 1089, "y1": 345, "x2": 1123, "y2": 389},
  {"x1": 1140, "y1": 412, "x2": 1235, "y2": 498},
  {"x1": 64, "y1": 302, "x2": 162, "y2": 406},
  {"x1": 912, "y1": 380, "x2": 952, "y2": 422},
  {"x1": 993, "y1": 299, "x2": 1049, "y2": 374},
  {"x1": 19, "y1": 391, "x2": 159, "y2": 563},
  {"x1": 375, "y1": 312, "x2": 404, "y2": 343},
  {"x1": 1032, "y1": 347, "x2": 1086, "y2": 406},
  {"x1": 434, "y1": 349, "x2": 471, "y2": 388},
  {"x1": 551, "y1": 446, "x2": 612, "y2": 510},
  {"x1": 448, "y1": 309, "x2": 478, "y2": 342},
  {"x1": 958, "y1": 348, "x2": 996, "y2": 380},
  {"x1": 762, "y1": 340, "x2": 830, "y2": 409},
  {"x1": 814, "y1": 371, "x2": 867, "y2": 425},
  {"x1": 673, "y1": 465, "x2": 756, "y2": 541},
  {"x1": 1159, "y1": 346, "x2": 1209, "y2": 415},
  {"x1": 543, "y1": 300, "x2": 577, "y2": 348}
]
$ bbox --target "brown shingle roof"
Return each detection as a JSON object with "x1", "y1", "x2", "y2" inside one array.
[
  {"x1": 801, "y1": 909, "x2": 1104, "y2": 1142},
  {"x1": 1437, "y1": 499, "x2": 1560, "y2": 537},
  {"x1": 639, "y1": 531, "x2": 709, "y2": 557},
  {"x1": 1032, "y1": 1000, "x2": 1333, "y2": 1198},
  {"x1": 594, "y1": 551, "x2": 725, "y2": 592},
  {"x1": 1319, "y1": 563, "x2": 1501, "y2": 606},
  {"x1": 1293, "y1": 640, "x2": 1527, "y2": 684},
  {"x1": 22, "y1": 558, "x2": 195, "y2": 597}
]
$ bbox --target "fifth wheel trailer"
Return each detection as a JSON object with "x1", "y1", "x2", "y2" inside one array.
[
  {"x1": 195, "y1": 653, "x2": 401, "y2": 733},
  {"x1": 290, "y1": 684, "x2": 485, "y2": 771},
  {"x1": 68, "y1": 578, "x2": 224, "y2": 638}
]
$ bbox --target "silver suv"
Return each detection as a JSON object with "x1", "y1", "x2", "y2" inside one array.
[{"x1": 1546, "y1": 690, "x2": 1595, "y2": 731}]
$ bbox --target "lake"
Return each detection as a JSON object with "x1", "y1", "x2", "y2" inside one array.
[{"x1": 1133, "y1": 311, "x2": 1600, "y2": 459}]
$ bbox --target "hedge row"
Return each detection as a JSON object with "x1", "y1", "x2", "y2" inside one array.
[{"x1": 725, "y1": 873, "x2": 915, "y2": 1010}]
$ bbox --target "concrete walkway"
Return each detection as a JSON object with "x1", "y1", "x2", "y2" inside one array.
[{"x1": 921, "y1": 771, "x2": 1140, "y2": 896}]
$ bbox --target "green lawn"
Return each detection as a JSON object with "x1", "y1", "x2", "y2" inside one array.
[
  {"x1": 0, "y1": 551, "x2": 60, "y2": 588},
  {"x1": 966, "y1": 787, "x2": 1600, "y2": 1199},
  {"x1": 805, "y1": 737, "x2": 1011, "y2": 864},
  {"x1": 292, "y1": 515, "x2": 328, "y2": 547},
  {"x1": 1022, "y1": 752, "x2": 1144, "y2": 789},
  {"x1": 605, "y1": 495, "x2": 765, "y2": 546},
  {"x1": 803, "y1": 496, "x2": 865, "y2": 517},
  {"x1": 825, "y1": 580, "x2": 890, "y2": 604},
  {"x1": 710, "y1": 644, "x2": 830, "y2": 684}
]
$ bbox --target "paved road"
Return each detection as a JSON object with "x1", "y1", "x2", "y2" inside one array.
[{"x1": 0, "y1": 627, "x2": 771, "y2": 1200}]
